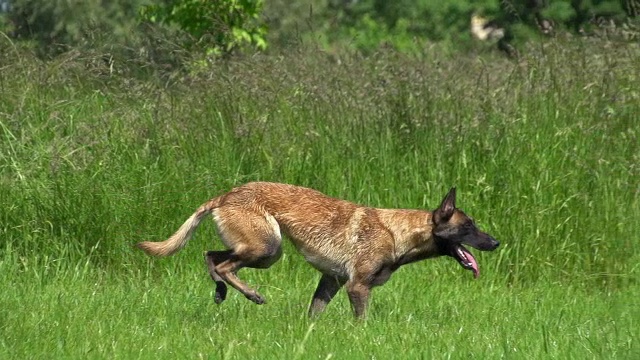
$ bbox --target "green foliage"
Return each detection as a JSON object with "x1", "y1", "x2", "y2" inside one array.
[
  {"x1": 542, "y1": 0, "x2": 629, "y2": 31},
  {"x1": 5, "y1": 0, "x2": 149, "y2": 55},
  {"x1": 2, "y1": 0, "x2": 637, "y2": 57},
  {"x1": 1, "y1": 0, "x2": 267, "y2": 60},
  {"x1": 324, "y1": 0, "x2": 485, "y2": 52},
  {"x1": 265, "y1": 0, "x2": 639, "y2": 55},
  {"x1": 343, "y1": 15, "x2": 418, "y2": 55},
  {"x1": 139, "y1": 0, "x2": 267, "y2": 56},
  {"x1": 543, "y1": 1, "x2": 578, "y2": 23}
]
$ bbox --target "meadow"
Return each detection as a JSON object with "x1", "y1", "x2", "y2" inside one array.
[{"x1": 1, "y1": 38, "x2": 639, "y2": 359}]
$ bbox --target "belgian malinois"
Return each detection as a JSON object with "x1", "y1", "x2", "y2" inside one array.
[{"x1": 137, "y1": 182, "x2": 499, "y2": 318}]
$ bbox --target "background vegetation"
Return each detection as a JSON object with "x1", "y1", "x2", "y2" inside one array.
[
  {"x1": 2, "y1": 0, "x2": 639, "y2": 57},
  {"x1": 1, "y1": 0, "x2": 639, "y2": 359}
]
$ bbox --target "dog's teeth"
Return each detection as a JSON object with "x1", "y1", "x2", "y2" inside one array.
[{"x1": 456, "y1": 247, "x2": 467, "y2": 261}]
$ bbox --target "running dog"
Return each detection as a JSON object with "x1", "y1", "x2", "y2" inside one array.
[{"x1": 136, "y1": 182, "x2": 500, "y2": 318}]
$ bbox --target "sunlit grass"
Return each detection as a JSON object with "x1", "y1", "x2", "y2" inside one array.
[{"x1": 1, "y1": 38, "x2": 639, "y2": 358}]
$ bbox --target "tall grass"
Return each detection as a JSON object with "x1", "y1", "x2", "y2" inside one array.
[{"x1": 1, "y1": 38, "x2": 639, "y2": 358}]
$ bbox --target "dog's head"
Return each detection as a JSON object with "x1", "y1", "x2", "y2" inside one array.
[{"x1": 431, "y1": 187, "x2": 499, "y2": 278}]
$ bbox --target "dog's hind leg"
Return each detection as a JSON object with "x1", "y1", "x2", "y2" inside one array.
[
  {"x1": 308, "y1": 274, "x2": 345, "y2": 317},
  {"x1": 211, "y1": 208, "x2": 283, "y2": 305},
  {"x1": 209, "y1": 245, "x2": 282, "y2": 304},
  {"x1": 205, "y1": 250, "x2": 228, "y2": 304}
]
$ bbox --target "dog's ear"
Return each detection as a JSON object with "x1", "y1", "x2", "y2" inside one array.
[{"x1": 433, "y1": 187, "x2": 456, "y2": 224}]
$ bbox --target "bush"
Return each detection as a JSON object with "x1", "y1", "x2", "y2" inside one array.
[
  {"x1": 139, "y1": 0, "x2": 267, "y2": 56},
  {"x1": 264, "y1": 0, "x2": 639, "y2": 54},
  {"x1": 6, "y1": 0, "x2": 148, "y2": 56},
  {"x1": 2, "y1": 0, "x2": 267, "y2": 58}
]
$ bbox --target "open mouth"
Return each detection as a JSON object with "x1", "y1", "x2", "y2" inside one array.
[{"x1": 453, "y1": 245, "x2": 479, "y2": 278}]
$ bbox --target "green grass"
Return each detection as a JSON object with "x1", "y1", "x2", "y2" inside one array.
[
  {"x1": 2, "y1": 254, "x2": 638, "y2": 359},
  {"x1": 1, "y1": 38, "x2": 639, "y2": 358}
]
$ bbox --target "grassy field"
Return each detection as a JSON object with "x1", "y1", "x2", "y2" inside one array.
[{"x1": 1, "y1": 38, "x2": 639, "y2": 359}]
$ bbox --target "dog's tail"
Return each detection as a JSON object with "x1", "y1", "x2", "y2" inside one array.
[{"x1": 136, "y1": 197, "x2": 222, "y2": 257}]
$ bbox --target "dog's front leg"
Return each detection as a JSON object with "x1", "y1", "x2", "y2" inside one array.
[
  {"x1": 346, "y1": 281, "x2": 371, "y2": 319},
  {"x1": 308, "y1": 274, "x2": 345, "y2": 317}
]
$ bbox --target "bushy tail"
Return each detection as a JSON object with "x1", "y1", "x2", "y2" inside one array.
[{"x1": 136, "y1": 197, "x2": 220, "y2": 257}]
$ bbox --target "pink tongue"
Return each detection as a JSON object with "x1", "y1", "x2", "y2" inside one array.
[{"x1": 462, "y1": 248, "x2": 480, "y2": 278}]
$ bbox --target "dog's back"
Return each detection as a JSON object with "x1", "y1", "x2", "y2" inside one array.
[{"x1": 214, "y1": 182, "x2": 369, "y2": 276}]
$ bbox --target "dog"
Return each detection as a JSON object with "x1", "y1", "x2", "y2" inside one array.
[{"x1": 136, "y1": 182, "x2": 500, "y2": 318}]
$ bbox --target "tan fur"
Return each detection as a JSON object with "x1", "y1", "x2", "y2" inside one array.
[
  {"x1": 137, "y1": 197, "x2": 223, "y2": 257},
  {"x1": 136, "y1": 181, "x2": 499, "y2": 318}
]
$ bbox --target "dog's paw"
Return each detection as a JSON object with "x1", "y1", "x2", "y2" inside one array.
[
  {"x1": 214, "y1": 282, "x2": 227, "y2": 304},
  {"x1": 246, "y1": 291, "x2": 266, "y2": 305}
]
